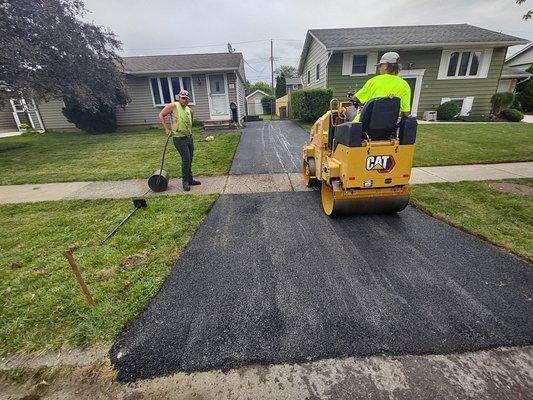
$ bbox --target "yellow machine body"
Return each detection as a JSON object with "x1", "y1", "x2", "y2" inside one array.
[{"x1": 303, "y1": 100, "x2": 416, "y2": 216}]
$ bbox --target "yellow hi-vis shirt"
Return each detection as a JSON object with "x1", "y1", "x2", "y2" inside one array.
[
  {"x1": 353, "y1": 74, "x2": 411, "y2": 121},
  {"x1": 172, "y1": 103, "x2": 192, "y2": 136}
]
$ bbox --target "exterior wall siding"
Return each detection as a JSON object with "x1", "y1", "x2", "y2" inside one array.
[
  {"x1": 116, "y1": 75, "x2": 160, "y2": 127},
  {"x1": 0, "y1": 108, "x2": 17, "y2": 130},
  {"x1": 38, "y1": 100, "x2": 78, "y2": 131},
  {"x1": 301, "y1": 37, "x2": 329, "y2": 89},
  {"x1": 505, "y1": 48, "x2": 533, "y2": 70},
  {"x1": 326, "y1": 48, "x2": 507, "y2": 116},
  {"x1": 236, "y1": 74, "x2": 246, "y2": 121},
  {"x1": 191, "y1": 73, "x2": 210, "y2": 121},
  {"x1": 227, "y1": 72, "x2": 238, "y2": 113}
]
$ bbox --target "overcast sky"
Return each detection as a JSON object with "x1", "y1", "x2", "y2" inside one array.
[{"x1": 82, "y1": 0, "x2": 532, "y2": 82}]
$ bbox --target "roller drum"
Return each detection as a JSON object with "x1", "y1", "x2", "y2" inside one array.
[{"x1": 148, "y1": 169, "x2": 169, "y2": 192}]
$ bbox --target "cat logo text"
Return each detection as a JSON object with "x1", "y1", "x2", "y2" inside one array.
[{"x1": 366, "y1": 155, "x2": 395, "y2": 173}]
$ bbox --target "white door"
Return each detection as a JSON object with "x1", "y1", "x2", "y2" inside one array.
[{"x1": 207, "y1": 74, "x2": 230, "y2": 119}]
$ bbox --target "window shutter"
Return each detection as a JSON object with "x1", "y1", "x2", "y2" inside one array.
[
  {"x1": 342, "y1": 52, "x2": 353, "y2": 75},
  {"x1": 461, "y1": 96, "x2": 474, "y2": 115},
  {"x1": 366, "y1": 52, "x2": 378, "y2": 75},
  {"x1": 437, "y1": 50, "x2": 451, "y2": 80},
  {"x1": 478, "y1": 48, "x2": 493, "y2": 78}
]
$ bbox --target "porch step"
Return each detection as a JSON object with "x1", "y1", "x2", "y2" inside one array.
[{"x1": 204, "y1": 119, "x2": 231, "y2": 130}]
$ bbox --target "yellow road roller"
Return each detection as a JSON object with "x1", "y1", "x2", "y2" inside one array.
[{"x1": 303, "y1": 96, "x2": 417, "y2": 216}]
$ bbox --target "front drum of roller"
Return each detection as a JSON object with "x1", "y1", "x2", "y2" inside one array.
[{"x1": 148, "y1": 169, "x2": 169, "y2": 192}]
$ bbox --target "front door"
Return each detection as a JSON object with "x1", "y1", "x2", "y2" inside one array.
[{"x1": 207, "y1": 74, "x2": 230, "y2": 120}]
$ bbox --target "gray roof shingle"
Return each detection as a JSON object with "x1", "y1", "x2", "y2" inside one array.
[
  {"x1": 122, "y1": 52, "x2": 244, "y2": 74},
  {"x1": 309, "y1": 24, "x2": 527, "y2": 50}
]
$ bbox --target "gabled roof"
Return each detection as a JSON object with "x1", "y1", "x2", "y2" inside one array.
[
  {"x1": 122, "y1": 52, "x2": 245, "y2": 79},
  {"x1": 505, "y1": 42, "x2": 533, "y2": 63},
  {"x1": 501, "y1": 65, "x2": 533, "y2": 79},
  {"x1": 298, "y1": 24, "x2": 528, "y2": 73},
  {"x1": 245, "y1": 89, "x2": 269, "y2": 99},
  {"x1": 285, "y1": 76, "x2": 303, "y2": 85}
]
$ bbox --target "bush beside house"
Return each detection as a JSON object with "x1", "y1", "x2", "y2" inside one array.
[
  {"x1": 292, "y1": 88, "x2": 333, "y2": 122},
  {"x1": 436, "y1": 102, "x2": 460, "y2": 120},
  {"x1": 499, "y1": 108, "x2": 524, "y2": 122}
]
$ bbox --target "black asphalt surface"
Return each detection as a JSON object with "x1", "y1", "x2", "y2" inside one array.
[
  {"x1": 229, "y1": 120, "x2": 307, "y2": 175},
  {"x1": 110, "y1": 191, "x2": 533, "y2": 381}
]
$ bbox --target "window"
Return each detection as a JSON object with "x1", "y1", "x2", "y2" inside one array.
[
  {"x1": 316, "y1": 64, "x2": 320, "y2": 80},
  {"x1": 441, "y1": 96, "x2": 474, "y2": 116},
  {"x1": 445, "y1": 50, "x2": 482, "y2": 77},
  {"x1": 352, "y1": 55, "x2": 368, "y2": 74},
  {"x1": 307, "y1": 70, "x2": 310, "y2": 84},
  {"x1": 149, "y1": 76, "x2": 195, "y2": 106}
]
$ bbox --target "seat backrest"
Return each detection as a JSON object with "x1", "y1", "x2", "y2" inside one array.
[{"x1": 359, "y1": 97, "x2": 400, "y2": 140}]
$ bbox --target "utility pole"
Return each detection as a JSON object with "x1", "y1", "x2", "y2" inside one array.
[
  {"x1": 270, "y1": 39, "x2": 274, "y2": 96},
  {"x1": 270, "y1": 39, "x2": 274, "y2": 117}
]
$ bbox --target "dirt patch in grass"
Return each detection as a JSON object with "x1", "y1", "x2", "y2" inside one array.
[
  {"x1": 120, "y1": 252, "x2": 149, "y2": 268},
  {"x1": 488, "y1": 182, "x2": 533, "y2": 195}
]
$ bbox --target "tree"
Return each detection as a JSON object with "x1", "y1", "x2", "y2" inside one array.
[
  {"x1": 274, "y1": 65, "x2": 297, "y2": 78},
  {"x1": 0, "y1": 0, "x2": 128, "y2": 112},
  {"x1": 516, "y1": 0, "x2": 532, "y2": 20},
  {"x1": 275, "y1": 75, "x2": 286, "y2": 98},
  {"x1": 247, "y1": 81, "x2": 273, "y2": 96},
  {"x1": 515, "y1": 65, "x2": 533, "y2": 112}
]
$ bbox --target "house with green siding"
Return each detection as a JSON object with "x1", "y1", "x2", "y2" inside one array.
[{"x1": 297, "y1": 24, "x2": 528, "y2": 117}]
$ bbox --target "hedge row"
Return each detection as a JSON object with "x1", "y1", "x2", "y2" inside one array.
[{"x1": 291, "y1": 88, "x2": 333, "y2": 122}]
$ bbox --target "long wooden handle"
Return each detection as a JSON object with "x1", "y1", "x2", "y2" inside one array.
[{"x1": 64, "y1": 249, "x2": 96, "y2": 306}]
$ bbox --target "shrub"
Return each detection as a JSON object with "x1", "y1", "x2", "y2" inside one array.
[
  {"x1": 261, "y1": 95, "x2": 276, "y2": 115},
  {"x1": 515, "y1": 65, "x2": 533, "y2": 112},
  {"x1": 292, "y1": 88, "x2": 333, "y2": 122},
  {"x1": 490, "y1": 92, "x2": 515, "y2": 115},
  {"x1": 62, "y1": 98, "x2": 117, "y2": 134},
  {"x1": 436, "y1": 101, "x2": 460, "y2": 120},
  {"x1": 499, "y1": 108, "x2": 524, "y2": 122}
]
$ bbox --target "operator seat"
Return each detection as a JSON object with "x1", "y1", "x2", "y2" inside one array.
[{"x1": 332, "y1": 96, "x2": 417, "y2": 148}]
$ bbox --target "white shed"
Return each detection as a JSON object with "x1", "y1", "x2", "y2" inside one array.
[{"x1": 245, "y1": 90, "x2": 269, "y2": 116}]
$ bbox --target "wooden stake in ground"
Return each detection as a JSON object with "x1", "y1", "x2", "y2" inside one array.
[{"x1": 64, "y1": 247, "x2": 96, "y2": 306}]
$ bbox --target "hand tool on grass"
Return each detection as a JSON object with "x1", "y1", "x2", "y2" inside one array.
[{"x1": 100, "y1": 198, "x2": 147, "y2": 245}]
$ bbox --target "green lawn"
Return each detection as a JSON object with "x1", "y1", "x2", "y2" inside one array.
[
  {"x1": 295, "y1": 121, "x2": 532, "y2": 166},
  {"x1": 0, "y1": 128, "x2": 240, "y2": 185},
  {"x1": 0, "y1": 195, "x2": 216, "y2": 355},
  {"x1": 411, "y1": 178, "x2": 533, "y2": 262}
]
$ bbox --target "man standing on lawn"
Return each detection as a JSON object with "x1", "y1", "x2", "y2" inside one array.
[{"x1": 158, "y1": 89, "x2": 201, "y2": 192}]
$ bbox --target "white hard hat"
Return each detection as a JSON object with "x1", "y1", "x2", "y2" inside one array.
[{"x1": 377, "y1": 52, "x2": 400, "y2": 65}]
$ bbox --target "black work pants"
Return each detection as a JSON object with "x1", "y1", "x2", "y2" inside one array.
[{"x1": 173, "y1": 135, "x2": 194, "y2": 183}]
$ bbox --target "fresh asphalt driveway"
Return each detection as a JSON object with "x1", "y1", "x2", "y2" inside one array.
[
  {"x1": 229, "y1": 120, "x2": 306, "y2": 175},
  {"x1": 110, "y1": 120, "x2": 533, "y2": 382}
]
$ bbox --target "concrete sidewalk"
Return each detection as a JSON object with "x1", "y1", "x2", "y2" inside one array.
[{"x1": 0, "y1": 161, "x2": 531, "y2": 204}]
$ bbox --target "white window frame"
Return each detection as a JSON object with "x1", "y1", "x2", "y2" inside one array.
[
  {"x1": 441, "y1": 96, "x2": 475, "y2": 116},
  {"x1": 148, "y1": 76, "x2": 196, "y2": 107},
  {"x1": 437, "y1": 49, "x2": 493, "y2": 80},
  {"x1": 342, "y1": 52, "x2": 378, "y2": 76}
]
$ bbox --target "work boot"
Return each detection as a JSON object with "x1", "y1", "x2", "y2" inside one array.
[
  {"x1": 182, "y1": 181, "x2": 190, "y2": 192},
  {"x1": 189, "y1": 179, "x2": 201, "y2": 186}
]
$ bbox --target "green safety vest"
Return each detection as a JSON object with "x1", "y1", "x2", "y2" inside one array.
[{"x1": 172, "y1": 103, "x2": 192, "y2": 135}]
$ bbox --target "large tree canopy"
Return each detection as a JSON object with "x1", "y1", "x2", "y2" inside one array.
[{"x1": 0, "y1": 0, "x2": 128, "y2": 110}]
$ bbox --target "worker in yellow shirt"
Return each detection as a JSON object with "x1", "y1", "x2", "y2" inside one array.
[{"x1": 352, "y1": 52, "x2": 411, "y2": 121}]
